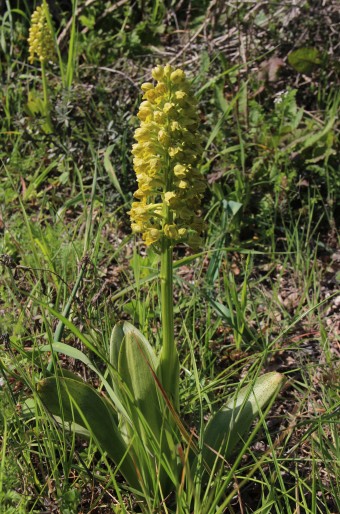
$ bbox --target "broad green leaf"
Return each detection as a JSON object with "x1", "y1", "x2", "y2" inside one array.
[
  {"x1": 118, "y1": 324, "x2": 162, "y2": 443},
  {"x1": 109, "y1": 321, "x2": 125, "y2": 370},
  {"x1": 39, "y1": 342, "x2": 129, "y2": 420},
  {"x1": 110, "y1": 322, "x2": 159, "y2": 421},
  {"x1": 201, "y1": 372, "x2": 283, "y2": 472},
  {"x1": 288, "y1": 47, "x2": 321, "y2": 74},
  {"x1": 21, "y1": 397, "x2": 38, "y2": 418},
  {"x1": 22, "y1": 397, "x2": 90, "y2": 441},
  {"x1": 110, "y1": 321, "x2": 158, "y2": 370},
  {"x1": 116, "y1": 322, "x2": 179, "y2": 494},
  {"x1": 26, "y1": 91, "x2": 45, "y2": 116},
  {"x1": 37, "y1": 376, "x2": 140, "y2": 490},
  {"x1": 55, "y1": 368, "x2": 85, "y2": 382},
  {"x1": 22, "y1": 371, "x2": 83, "y2": 419}
]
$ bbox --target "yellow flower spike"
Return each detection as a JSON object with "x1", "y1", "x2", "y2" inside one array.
[
  {"x1": 130, "y1": 64, "x2": 206, "y2": 248},
  {"x1": 28, "y1": 4, "x2": 55, "y2": 64}
]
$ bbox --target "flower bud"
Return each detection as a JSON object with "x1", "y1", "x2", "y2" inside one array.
[
  {"x1": 170, "y1": 69, "x2": 186, "y2": 83},
  {"x1": 152, "y1": 66, "x2": 164, "y2": 81},
  {"x1": 141, "y1": 82, "x2": 153, "y2": 92},
  {"x1": 144, "y1": 228, "x2": 161, "y2": 245},
  {"x1": 164, "y1": 224, "x2": 178, "y2": 239}
]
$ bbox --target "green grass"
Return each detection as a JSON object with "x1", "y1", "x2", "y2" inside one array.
[{"x1": 1, "y1": 0, "x2": 339, "y2": 512}]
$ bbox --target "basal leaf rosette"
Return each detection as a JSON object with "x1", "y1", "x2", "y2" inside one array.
[
  {"x1": 28, "y1": 4, "x2": 55, "y2": 64},
  {"x1": 129, "y1": 65, "x2": 206, "y2": 249}
]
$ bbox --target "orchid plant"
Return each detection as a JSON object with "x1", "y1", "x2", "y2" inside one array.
[
  {"x1": 27, "y1": 1, "x2": 55, "y2": 132},
  {"x1": 34, "y1": 65, "x2": 283, "y2": 507}
]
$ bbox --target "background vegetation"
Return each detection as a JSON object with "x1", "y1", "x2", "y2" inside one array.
[{"x1": 0, "y1": 0, "x2": 339, "y2": 512}]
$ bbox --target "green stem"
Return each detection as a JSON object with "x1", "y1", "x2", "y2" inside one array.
[
  {"x1": 41, "y1": 61, "x2": 52, "y2": 132},
  {"x1": 160, "y1": 238, "x2": 174, "y2": 363},
  {"x1": 159, "y1": 236, "x2": 180, "y2": 410}
]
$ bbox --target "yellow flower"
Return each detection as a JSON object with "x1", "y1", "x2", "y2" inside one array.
[
  {"x1": 28, "y1": 4, "x2": 55, "y2": 64},
  {"x1": 164, "y1": 224, "x2": 178, "y2": 239},
  {"x1": 130, "y1": 64, "x2": 206, "y2": 247}
]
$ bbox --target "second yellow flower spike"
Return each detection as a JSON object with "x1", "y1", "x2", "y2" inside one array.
[{"x1": 28, "y1": 4, "x2": 55, "y2": 64}]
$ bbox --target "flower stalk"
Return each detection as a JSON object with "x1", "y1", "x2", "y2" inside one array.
[{"x1": 160, "y1": 237, "x2": 179, "y2": 409}]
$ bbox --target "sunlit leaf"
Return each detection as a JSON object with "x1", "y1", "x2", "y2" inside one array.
[{"x1": 288, "y1": 48, "x2": 321, "y2": 74}]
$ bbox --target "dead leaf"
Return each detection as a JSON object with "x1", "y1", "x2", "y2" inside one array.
[{"x1": 258, "y1": 56, "x2": 285, "y2": 82}]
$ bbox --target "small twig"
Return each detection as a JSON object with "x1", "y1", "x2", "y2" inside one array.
[
  {"x1": 89, "y1": 66, "x2": 140, "y2": 89},
  {"x1": 57, "y1": 0, "x2": 129, "y2": 44},
  {"x1": 169, "y1": 0, "x2": 218, "y2": 65}
]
